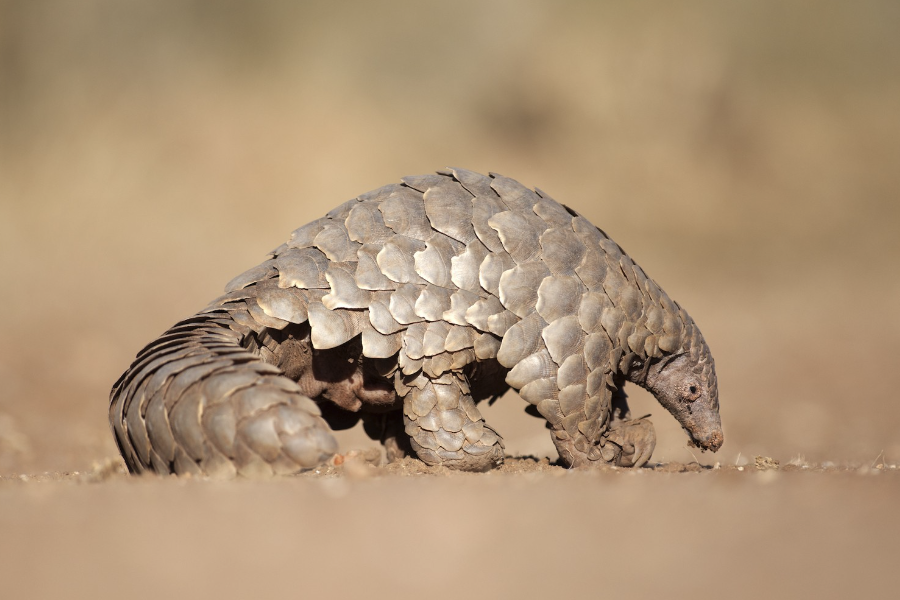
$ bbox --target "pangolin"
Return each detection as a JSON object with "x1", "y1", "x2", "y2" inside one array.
[{"x1": 109, "y1": 168, "x2": 722, "y2": 477}]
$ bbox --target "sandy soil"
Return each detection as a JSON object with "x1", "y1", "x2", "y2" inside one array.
[
  {"x1": 2, "y1": 457, "x2": 899, "y2": 600},
  {"x1": 2, "y1": 2, "x2": 899, "y2": 599}
]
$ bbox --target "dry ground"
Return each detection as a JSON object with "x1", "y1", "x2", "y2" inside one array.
[
  {"x1": 1, "y1": 1, "x2": 899, "y2": 598},
  {"x1": 2, "y1": 457, "x2": 899, "y2": 599}
]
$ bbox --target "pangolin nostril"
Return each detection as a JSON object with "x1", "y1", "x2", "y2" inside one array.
[{"x1": 703, "y1": 431, "x2": 724, "y2": 452}]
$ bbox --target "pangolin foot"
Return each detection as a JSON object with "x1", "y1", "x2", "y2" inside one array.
[
  {"x1": 410, "y1": 424, "x2": 505, "y2": 472},
  {"x1": 604, "y1": 417, "x2": 656, "y2": 468}
]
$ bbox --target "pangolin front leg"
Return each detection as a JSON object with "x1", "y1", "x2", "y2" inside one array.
[
  {"x1": 605, "y1": 418, "x2": 656, "y2": 468},
  {"x1": 547, "y1": 387, "x2": 657, "y2": 469},
  {"x1": 605, "y1": 386, "x2": 657, "y2": 467}
]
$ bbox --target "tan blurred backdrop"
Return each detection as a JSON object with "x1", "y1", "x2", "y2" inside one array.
[{"x1": 2, "y1": 0, "x2": 899, "y2": 475}]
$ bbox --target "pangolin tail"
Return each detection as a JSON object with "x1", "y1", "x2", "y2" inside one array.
[{"x1": 108, "y1": 307, "x2": 337, "y2": 478}]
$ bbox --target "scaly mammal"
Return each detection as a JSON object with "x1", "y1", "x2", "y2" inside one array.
[{"x1": 110, "y1": 169, "x2": 722, "y2": 477}]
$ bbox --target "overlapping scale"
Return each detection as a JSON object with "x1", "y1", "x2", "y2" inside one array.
[
  {"x1": 414, "y1": 232, "x2": 462, "y2": 288},
  {"x1": 473, "y1": 332, "x2": 501, "y2": 360},
  {"x1": 377, "y1": 235, "x2": 427, "y2": 284},
  {"x1": 313, "y1": 224, "x2": 361, "y2": 263},
  {"x1": 388, "y1": 283, "x2": 425, "y2": 325},
  {"x1": 307, "y1": 303, "x2": 364, "y2": 349},
  {"x1": 247, "y1": 300, "x2": 290, "y2": 330},
  {"x1": 558, "y1": 384, "x2": 586, "y2": 416},
  {"x1": 345, "y1": 202, "x2": 393, "y2": 244},
  {"x1": 423, "y1": 180, "x2": 476, "y2": 244},
  {"x1": 486, "y1": 310, "x2": 519, "y2": 337},
  {"x1": 471, "y1": 194, "x2": 506, "y2": 253},
  {"x1": 368, "y1": 292, "x2": 404, "y2": 334},
  {"x1": 536, "y1": 275, "x2": 583, "y2": 323},
  {"x1": 400, "y1": 173, "x2": 448, "y2": 193},
  {"x1": 520, "y1": 378, "x2": 558, "y2": 405},
  {"x1": 443, "y1": 289, "x2": 481, "y2": 326},
  {"x1": 323, "y1": 264, "x2": 372, "y2": 310},
  {"x1": 464, "y1": 295, "x2": 505, "y2": 331},
  {"x1": 414, "y1": 285, "x2": 452, "y2": 321},
  {"x1": 498, "y1": 261, "x2": 551, "y2": 318},
  {"x1": 506, "y1": 349, "x2": 557, "y2": 389},
  {"x1": 575, "y1": 246, "x2": 608, "y2": 290},
  {"x1": 225, "y1": 259, "x2": 277, "y2": 293},
  {"x1": 542, "y1": 315, "x2": 585, "y2": 366},
  {"x1": 449, "y1": 167, "x2": 497, "y2": 199},
  {"x1": 444, "y1": 325, "x2": 476, "y2": 352},
  {"x1": 275, "y1": 248, "x2": 330, "y2": 290},
  {"x1": 287, "y1": 218, "x2": 328, "y2": 249},
  {"x1": 361, "y1": 327, "x2": 402, "y2": 359},
  {"x1": 354, "y1": 244, "x2": 397, "y2": 291},
  {"x1": 488, "y1": 211, "x2": 543, "y2": 264},
  {"x1": 422, "y1": 321, "x2": 451, "y2": 357},
  {"x1": 379, "y1": 187, "x2": 432, "y2": 240},
  {"x1": 402, "y1": 322, "x2": 427, "y2": 361},
  {"x1": 557, "y1": 353, "x2": 587, "y2": 389},
  {"x1": 490, "y1": 174, "x2": 542, "y2": 213},
  {"x1": 450, "y1": 239, "x2": 489, "y2": 292},
  {"x1": 478, "y1": 251, "x2": 516, "y2": 297},
  {"x1": 326, "y1": 198, "x2": 361, "y2": 220},
  {"x1": 254, "y1": 282, "x2": 309, "y2": 324},
  {"x1": 539, "y1": 226, "x2": 586, "y2": 276},
  {"x1": 496, "y1": 312, "x2": 548, "y2": 368}
]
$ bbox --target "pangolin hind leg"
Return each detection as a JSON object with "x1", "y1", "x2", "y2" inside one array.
[
  {"x1": 267, "y1": 324, "x2": 413, "y2": 461},
  {"x1": 401, "y1": 371, "x2": 504, "y2": 472},
  {"x1": 362, "y1": 411, "x2": 412, "y2": 462}
]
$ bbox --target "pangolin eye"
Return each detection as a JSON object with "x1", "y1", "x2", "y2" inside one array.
[{"x1": 689, "y1": 385, "x2": 697, "y2": 394}]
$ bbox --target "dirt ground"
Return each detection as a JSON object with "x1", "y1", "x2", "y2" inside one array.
[
  {"x1": 2, "y1": 1, "x2": 899, "y2": 598},
  {"x1": 2, "y1": 458, "x2": 899, "y2": 599}
]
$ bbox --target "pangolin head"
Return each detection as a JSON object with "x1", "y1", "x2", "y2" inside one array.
[{"x1": 643, "y1": 337, "x2": 722, "y2": 453}]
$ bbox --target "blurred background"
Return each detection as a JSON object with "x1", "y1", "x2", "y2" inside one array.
[{"x1": 2, "y1": 0, "x2": 899, "y2": 475}]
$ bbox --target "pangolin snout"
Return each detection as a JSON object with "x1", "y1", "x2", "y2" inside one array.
[{"x1": 696, "y1": 429, "x2": 723, "y2": 452}]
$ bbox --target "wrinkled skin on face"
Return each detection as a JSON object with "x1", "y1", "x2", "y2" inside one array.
[{"x1": 638, "y1": 346, "x2": 722, "y2": 452}]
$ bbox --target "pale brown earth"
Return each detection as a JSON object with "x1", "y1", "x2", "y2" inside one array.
[{"x1": 2, "y1": 2, "x2": 899, "y2": 599}]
